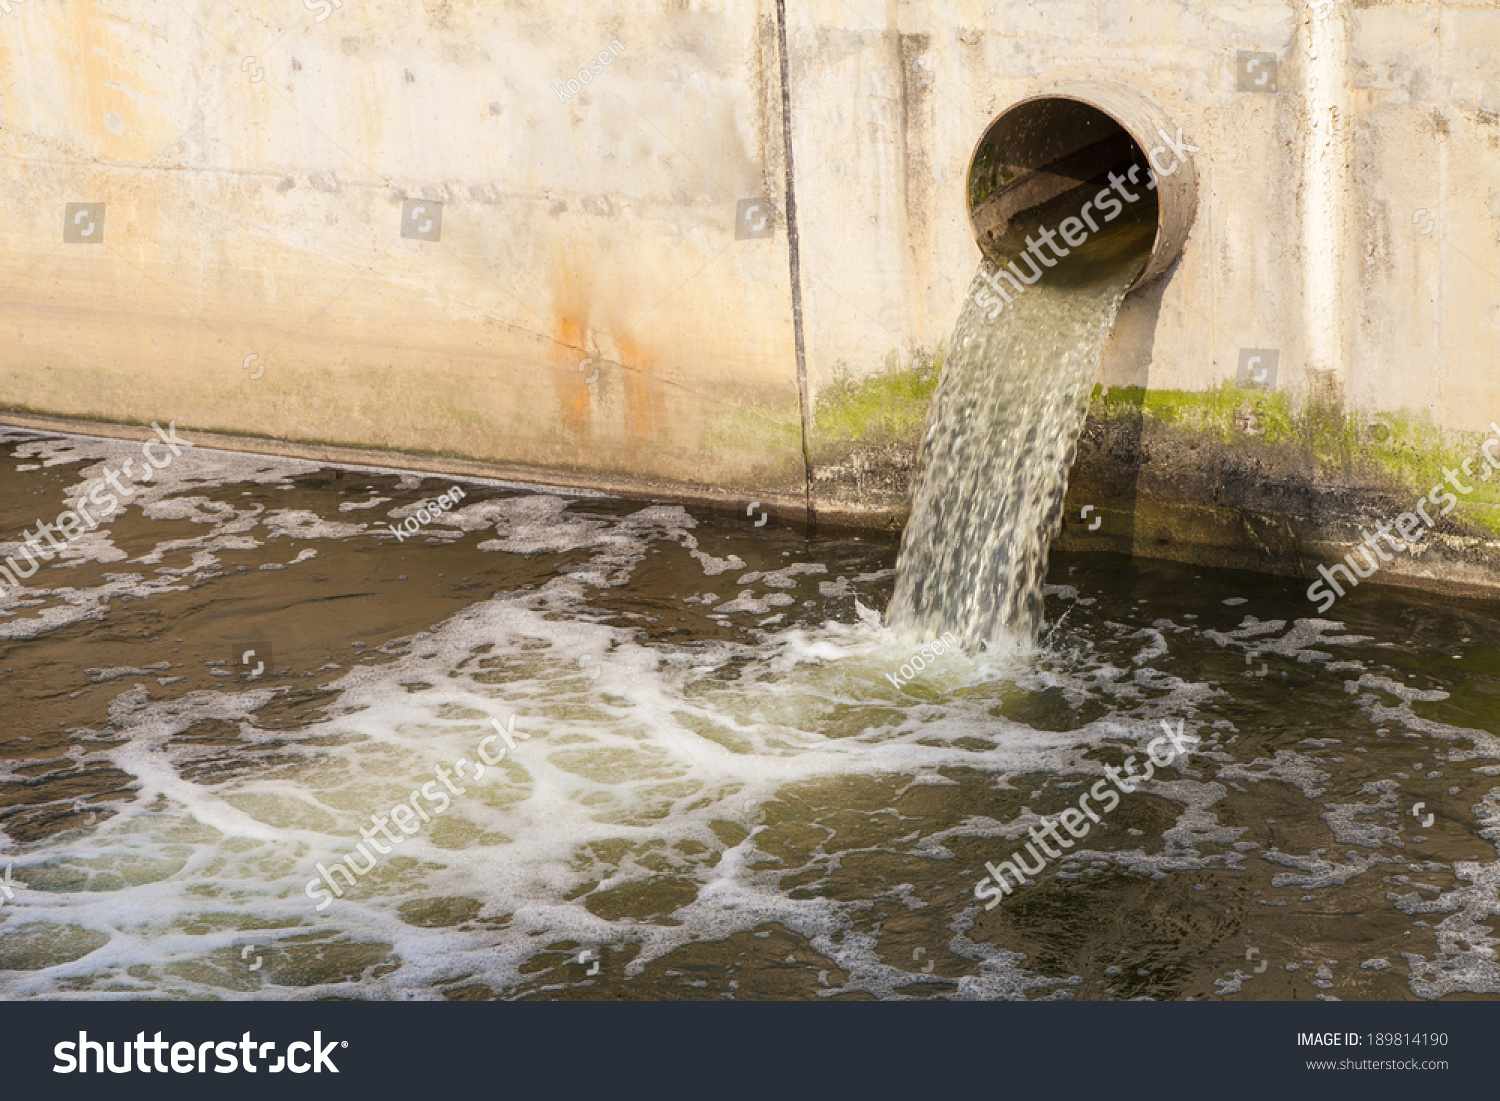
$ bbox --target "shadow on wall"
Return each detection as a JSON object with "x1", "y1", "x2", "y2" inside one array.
[{"x1": 1065, "y1": 265, "x2": 1170, "y2": 557}]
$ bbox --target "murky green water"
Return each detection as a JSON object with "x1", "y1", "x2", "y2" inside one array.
[{"x1": 0, "y1": 428, "x2": 1496, "y2": 1000}]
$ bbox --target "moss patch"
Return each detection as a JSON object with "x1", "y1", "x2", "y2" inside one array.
[
  {"x1": 700, "y1": 399, "x2": 803, "y2": 456},
  {"x1": 1089, "y1": 384, "x2": 1500, "y2": 536},
  {"x1": 1090, "y1": 382, "x2": 1297, "y2": 444},
  {"x1": 813, "y1": 348, "x2": 944, "y2": 447}
]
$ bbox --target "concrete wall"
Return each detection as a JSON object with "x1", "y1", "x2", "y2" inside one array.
[
  {"x1": 0, "y1": 0, "x2": 807, "y2": 505},
  {"x1": 5, "y1": 1, "x2": 1500, "y2": 592}
]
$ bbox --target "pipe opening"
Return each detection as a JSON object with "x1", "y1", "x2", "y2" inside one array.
[{"x1": 967, "y1": 83, "x2": 1197, "y2": 289}]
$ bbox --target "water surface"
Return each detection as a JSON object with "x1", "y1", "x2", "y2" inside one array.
[{"x1": 0, "y1": 428, "x2": 1496, "y2": 1001}]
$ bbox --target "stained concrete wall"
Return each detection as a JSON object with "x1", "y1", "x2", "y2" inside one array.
[
  {"x1": 0, "y1": 0, "x2": 806, "y2": 505},
  {"x1": 4, "y1": 1, "x2": 1500, "y2": 593}
]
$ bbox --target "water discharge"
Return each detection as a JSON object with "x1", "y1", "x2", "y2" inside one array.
[{"x1": 888, "y1": 174, "x2": 1157, "y2": 650}]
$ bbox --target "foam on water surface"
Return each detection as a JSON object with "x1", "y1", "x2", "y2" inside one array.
[{"x1": 0, "y1": 429, "x2": 1496, "y2": 1001}]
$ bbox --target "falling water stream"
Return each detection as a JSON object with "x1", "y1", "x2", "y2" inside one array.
[{"x1": 888, "y1": 173, "x2": 1157, "y2": 650}]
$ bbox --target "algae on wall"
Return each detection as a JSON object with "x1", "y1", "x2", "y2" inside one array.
[
  {"x1": 1085, "y1": 382, "x2": 1500, "y2": 537},
  {"x1": 806, "y1": 348, "x2": 945, "y2": 524},
  {"x1": 812, "y1": 347, "x2": 945, "y2": 449},
  {"x1": 808, "y1": 359, "x2": 1500, "y2": 591}
]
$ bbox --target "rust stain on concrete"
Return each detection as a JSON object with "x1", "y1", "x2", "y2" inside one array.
[
  {"x1": 617, "y1": 336, "x2": 666, "y2": 442},
  {"x1": 552, "y1": 314, "x2": 592, "y2": 437}
]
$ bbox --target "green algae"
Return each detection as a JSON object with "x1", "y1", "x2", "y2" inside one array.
[
  {"x1": 1087, "y1": 383, "x2": 1500, "y2": 536},
  {"x1": 1088, "y1": 382, "x2": 1297, "y2": 444},
  {"x1": 700, "y1": 400, "x2": 802, "y2": 456},
  {"x1": 812, "y1": 348, "x2": 944, "y2": 447}
]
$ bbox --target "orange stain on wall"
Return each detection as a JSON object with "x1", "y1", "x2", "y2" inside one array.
[
  {"x1": 549, "y1": 246, "x2": 668, "y2": 446},
  {"x1": 552, "y1": 315, "x2": 592, "y2": 437},
  {"x1": 616, "y1": 337, "x2": 666, "y2": 442}
]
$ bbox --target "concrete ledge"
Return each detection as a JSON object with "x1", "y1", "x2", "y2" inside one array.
[{"x1": 0, "y1": 410, "x2": 814, "y2": 529}]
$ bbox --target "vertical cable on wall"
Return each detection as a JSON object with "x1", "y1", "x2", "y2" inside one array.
[{"x1": 773, "y1": 0, "x2": 816, "y2": 527}]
